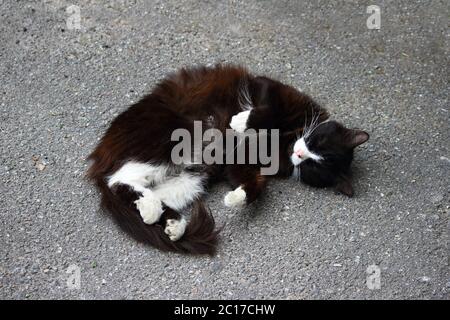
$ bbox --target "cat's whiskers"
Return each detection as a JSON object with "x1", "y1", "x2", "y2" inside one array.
[
  {"x1": 302, "y1": 110, "x2": 310, "y2": 139},
  {"x1": 237, "y1": 77, "x2": 253, "y2": 111},
  {"x1": 307, "y1": 113, "x2": 329, "y2": 139},
  {"x1": 303, "y1": 111, "x2": 321, "y2": 142},
  {"x1": 307, "y1": 112, "x2": 317, "y2": 138},
  {"x1": 302, "y1": 110, "x2": 316, "y2": 140}
]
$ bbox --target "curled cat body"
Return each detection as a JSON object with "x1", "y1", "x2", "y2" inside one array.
[{"x1": 87, "y1": 64, "x2": 369, "y2": 255}]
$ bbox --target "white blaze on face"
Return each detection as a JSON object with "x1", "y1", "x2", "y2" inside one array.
[{"x1": 291, "y1": 137, "x2": 323, "y2": 166}]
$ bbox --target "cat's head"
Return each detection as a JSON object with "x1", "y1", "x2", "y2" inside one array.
[{"x1": 290, "y1": 120, "x2": 369, "y2": 197}]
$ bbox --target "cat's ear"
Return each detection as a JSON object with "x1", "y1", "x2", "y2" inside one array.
[
  {"x1": 335, "y1": 175, "x2": 354, "y2": 197},
  {"x1": 346, "y1": 129, "x2": 369, "y2": 148}
]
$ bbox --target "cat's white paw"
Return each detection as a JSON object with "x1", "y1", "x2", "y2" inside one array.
[
  {"x1": 224, "y1": 186, "x2": 247, "y2": 208},
  {"x1": 164, "y1": 218, "x2": 187, "y2": 241},
  {"x1": 134, "y1": 192, "x2": 163, "y2": 225},
  {"x1": 230, "y1": 110, "x2": 251, "y2": 133}
]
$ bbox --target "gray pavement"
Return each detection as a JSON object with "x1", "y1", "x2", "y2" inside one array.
[{"x1": 0, "y1": 0, "x2": 449, "y2": 299}]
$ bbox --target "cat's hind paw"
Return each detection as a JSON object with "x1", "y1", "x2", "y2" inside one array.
[
  {"x1": 224, "y1": 186, "x2": 247, "y2": 208},
  {"x1": 134, "y1": 192, "x2": 163, "y2": 225},
  {"x1": 164, "y1": 218, "x2": 187, "y2": 241},
  {"x1": 230, "y1": 110, "x2": 250, "y2": 133}
]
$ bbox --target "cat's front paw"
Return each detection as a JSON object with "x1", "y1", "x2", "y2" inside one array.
[
  {"x1": 134, "y1": 192, "x2": 163, "y2": 225},
  {"x1": 230, "y1": 110, "x2": 251, "y2": 133},
  {"x1": 224, "y1": 186, "x2": 247, "y2": 208},
  {"x1": 164, "y1": 218, "x2": 187, "y2": 241}
]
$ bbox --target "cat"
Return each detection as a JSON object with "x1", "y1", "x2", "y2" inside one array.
[{"x1": 87, "y1": 64, "x2": 369, "y2": 255}]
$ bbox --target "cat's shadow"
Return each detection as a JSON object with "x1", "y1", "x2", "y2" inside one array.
[
  {"x1": 238, "y1": 179, "x2": 284, "y2": 227},
  {"x1": 239, "y1": 160, "x2": 371, "y2": 227}
]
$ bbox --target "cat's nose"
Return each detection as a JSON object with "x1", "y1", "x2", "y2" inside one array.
[{"x1": 295, "y1": 149, "x2": 304, "y2": 158}]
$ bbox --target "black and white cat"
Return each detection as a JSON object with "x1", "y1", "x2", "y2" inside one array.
[{"x1": 87, "y1": 65, "x2": 369, "y2": 255}]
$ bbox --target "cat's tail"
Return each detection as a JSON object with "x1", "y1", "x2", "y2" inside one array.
[{"x1": 92, "y1": 178, "x2": 220, "y2": 255}]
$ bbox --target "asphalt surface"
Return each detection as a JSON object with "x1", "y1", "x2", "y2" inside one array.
[{"x1": 1, "y1": 0, "x2": 448, "y2": 299}]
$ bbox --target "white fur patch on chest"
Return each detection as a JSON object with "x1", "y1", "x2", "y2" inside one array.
[{"x1": 230, "y1": 110, "x2": 251, "y2": 133}]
